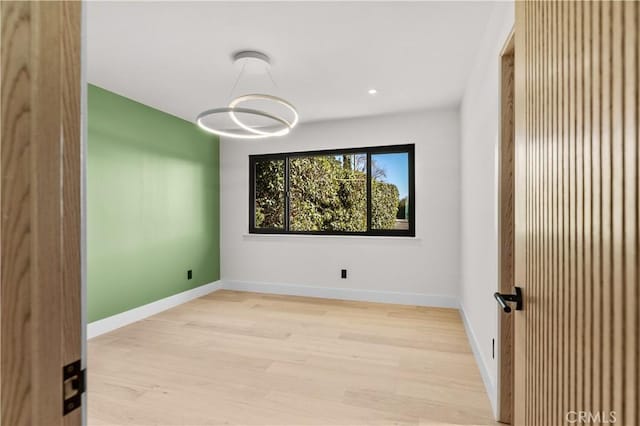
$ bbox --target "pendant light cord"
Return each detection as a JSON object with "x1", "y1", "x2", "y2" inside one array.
[
  {"x1": 267, "y1": 67, "x2": 279, "y2": 89},
  {"x1": 227, "y1": 61, "x2": 247, "y2": 100},
  {"x1": 228, "y1": 60, "x2": 280, "y2": 101}
]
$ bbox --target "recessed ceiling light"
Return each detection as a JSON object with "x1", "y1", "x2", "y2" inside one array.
[{"x1": 368, "y1": 89, "x2": 378, "y2": 95}]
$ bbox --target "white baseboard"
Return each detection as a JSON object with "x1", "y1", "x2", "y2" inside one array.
[
  {"x1": 87, "y1": 280, "x2": 223, "y2": 339},
  {"x1": 221, "y1": 280, "x2": 458, "y2": 308},
  {"x1": 87, "y1": 279, "x2": 456, "y2": 339},
  {"x1": 459, "y1": 303, "x2": 498, "y2": 418}
]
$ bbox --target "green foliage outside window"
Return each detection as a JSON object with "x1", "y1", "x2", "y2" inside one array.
[
  {"x1": 371, "y1": 180, "x2": 400, "y2": 229},
  {"x1": 289, "y1": 156, "x2": 367, "y2": 232},
  {"x1": 255, "y1": 155, "x2": 401, "y2": 232},
  {"x1": 255, "y1": 160, "x2": 284, "y2": 228}
]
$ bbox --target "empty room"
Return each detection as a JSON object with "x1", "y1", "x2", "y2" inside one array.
[{"x1": 0, "y1": 1, "x2": 638, "y2": 425}]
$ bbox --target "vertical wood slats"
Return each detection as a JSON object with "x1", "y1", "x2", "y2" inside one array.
[{"x1": 514, "y1": 1, "x2": 639, "y2": 424}]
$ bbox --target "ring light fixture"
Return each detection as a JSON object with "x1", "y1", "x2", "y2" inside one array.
[
  {"x1": 228, "y1": 94, "x2": 299, "y2": 137},
  {"x1": 195, "y1": 51, "x2": 299, "y2": 140},
  {"x1": 196, "y1": 107, "x2": 291, "y2": 140}
]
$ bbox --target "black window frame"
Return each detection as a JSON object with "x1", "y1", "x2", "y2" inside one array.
[{"x1": 249, "y1": 144, "x2": 415, "y2": 237}]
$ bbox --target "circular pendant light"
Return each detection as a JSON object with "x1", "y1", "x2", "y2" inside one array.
[
  {"x1": 196, "y1": 107, "x2": 292, "y2": 139},
  {"x1": 228, "y1": 94, "x2": 299, "y2": 137},
  {"x1": 195, "y1": 51, "x2": 299, "y2": 139}
]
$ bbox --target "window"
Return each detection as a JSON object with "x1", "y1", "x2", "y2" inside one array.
[{"x1": 250, "y1": 144, "x2": 415, "y2": 236}]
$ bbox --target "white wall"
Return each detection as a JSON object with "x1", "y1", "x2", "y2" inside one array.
[
  {"x1": 459, "y1": 1, "x2": 514, "y2": 417},
  {"x1": 221, "y1": 108, "x2": 460, "y2": 306}
]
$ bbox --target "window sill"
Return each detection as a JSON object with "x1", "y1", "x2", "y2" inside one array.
[{"x1": 242, "y1": 233, "x2": 421, "y2": 241}]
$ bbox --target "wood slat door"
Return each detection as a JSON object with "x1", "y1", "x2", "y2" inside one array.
[
  {"x1": 513, "y1": 1, "x2": 638, "y2": 425},
  {"x1": 1, "y1": 2, "x2": 83, "y2": 425}
]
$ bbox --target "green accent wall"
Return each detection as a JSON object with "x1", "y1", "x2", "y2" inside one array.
[{"x1": 88, "y1": 84, "x2": 220, "y2": 322}]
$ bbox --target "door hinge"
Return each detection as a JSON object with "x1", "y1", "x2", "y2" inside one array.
[{"x1": 63, "y1": 360, "x2": 85, "y2": 415}]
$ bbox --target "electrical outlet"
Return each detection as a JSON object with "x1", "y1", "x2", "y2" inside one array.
[
  {"x1": 341, "y1": 269, "x2": 347, "y2": 279},
  {"x1": 187, "y1": 270, "x2": 193, "y2": 280}
]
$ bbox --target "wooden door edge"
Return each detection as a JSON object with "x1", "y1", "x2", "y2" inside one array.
[{"x1": 497, "y1": 26, "x2": 516, "y2": 425}]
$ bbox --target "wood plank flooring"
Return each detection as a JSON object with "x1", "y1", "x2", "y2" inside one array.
[{"x1": 88, "y1": 291, "x2": 496, "y2": 425}]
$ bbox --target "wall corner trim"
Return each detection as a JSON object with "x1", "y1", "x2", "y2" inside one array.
[
  {"x1": 459, "y1": 302, "x2": 498, "y2": 419},
  {"x1": 87, "y1": 281, "x2": 223, "y2": 339},
  {"x1": 221, "y1": 279, "x2": 458, "y2": 308}
]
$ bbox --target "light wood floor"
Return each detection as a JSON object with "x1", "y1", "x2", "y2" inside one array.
[{"x1": 88, "y1": 290, "x2": 496, "y2": 425}]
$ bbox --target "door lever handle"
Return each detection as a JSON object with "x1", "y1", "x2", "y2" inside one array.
[{"x1": 494, "y1": 286, "x2": 523, "y2": 313}]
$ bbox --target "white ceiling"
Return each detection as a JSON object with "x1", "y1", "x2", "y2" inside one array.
[{"x1": 87, "y1": 1, "x2": 496, "y2": 125}]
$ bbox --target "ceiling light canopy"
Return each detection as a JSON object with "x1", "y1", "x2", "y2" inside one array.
[
  {"x1": 368, "y1": 88, "x2": 378, "y2": 95},
  {"x1": 196, "y1": 51, "x2": 298, "y2": 140}
]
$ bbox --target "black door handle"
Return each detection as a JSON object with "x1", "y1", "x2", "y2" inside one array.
[{"x1": 494, "y1": 286, "x2": 523, "y2": 313}]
